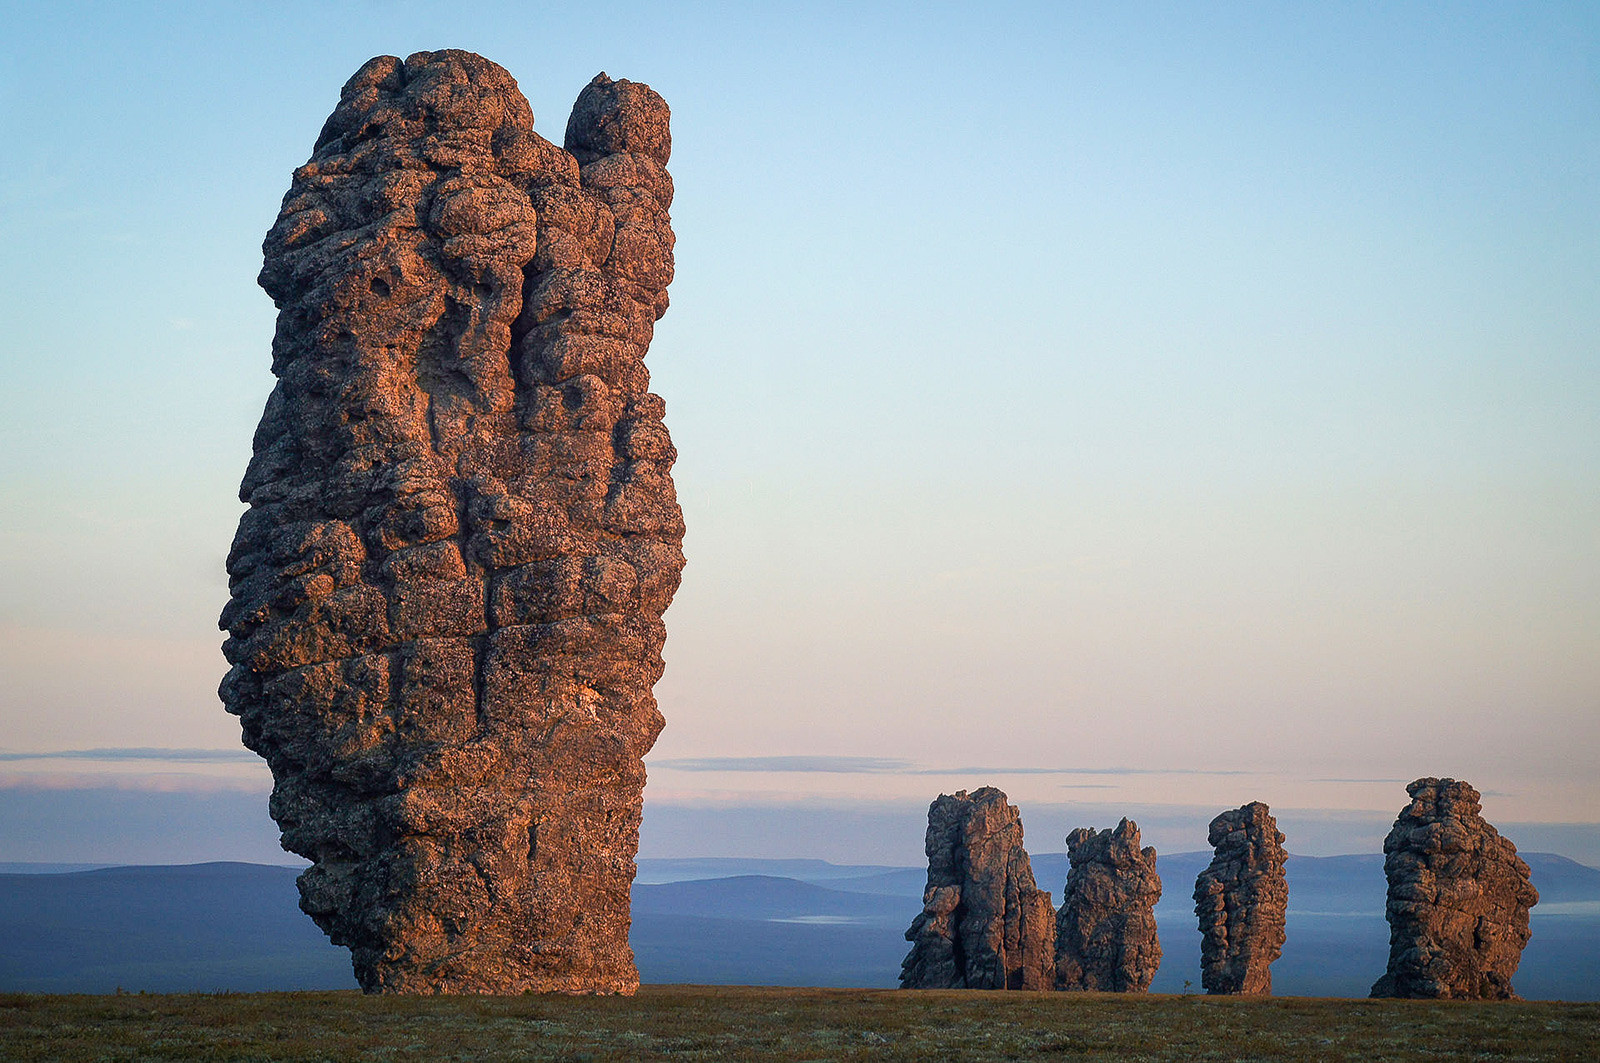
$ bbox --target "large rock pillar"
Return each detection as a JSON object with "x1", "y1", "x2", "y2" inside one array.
[{"x1": 219, "y1": 50, "x2": 683, "y2": 994}]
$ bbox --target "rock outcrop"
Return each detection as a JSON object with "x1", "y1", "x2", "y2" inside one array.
[
  {"x1": 1054, "y1": 818, "x2": 1162, "y2": 992},
  {"x1": 1193, "y1": 801, "x2": 1287, "y2": 995},
  {"x1": 218, "y1": 50, "x2": 683, "y2": 994},
  {"x1": 900, "y1": 788, "x2": 1056, "y2": 990},
  {"x1": 1370, "y1": 777, "x2": 1538, "y2": 1000}
]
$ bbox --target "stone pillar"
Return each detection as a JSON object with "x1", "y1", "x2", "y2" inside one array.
[
  {"x1": 1054, "y1": 818, "x2": 1163, "y2": 991},
  {"x1": 220, "y1": 50, "x2": 683, "y2": 994},
  {"x1": 900, "y1": 788, "x2": 1056, "y2": 989},
  {"x1": 1370, "y1": 777, "x2": 1538, "y2": 1000},
  {"x1": 1193, "y1": 801, "x2": 1287, "y2": 995}
]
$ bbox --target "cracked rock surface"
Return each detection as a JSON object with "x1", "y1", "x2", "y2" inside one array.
[
  {"x1": 1370, "y1": 777, "x2": 1538, "y2": 1000},
  {"x1": 1193, "y1": 801, "x2": 1287, "y2": 995},
  {"x1": 219, "y1": 50, "x2": 682, "y2": 994},
  {"x1": 1054, "y1": 818, "x2": 1162, "y2": 992},
  {"x1": 900, "y1": 788, "x2": 1056, "y2": 990}
]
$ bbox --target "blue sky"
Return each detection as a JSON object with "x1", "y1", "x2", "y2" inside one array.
[{"x1": 0, "y1": 2, "x2": 1596, "y2": 862}]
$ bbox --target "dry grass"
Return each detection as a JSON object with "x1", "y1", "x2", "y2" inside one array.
[{"x1": 2, "y1": 985, "x2": 1597, "y2": 1062}]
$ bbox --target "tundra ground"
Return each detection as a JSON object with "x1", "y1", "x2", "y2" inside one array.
[{"x1": 3, "y1": 985, "x2": 1597, "y2": 1062}]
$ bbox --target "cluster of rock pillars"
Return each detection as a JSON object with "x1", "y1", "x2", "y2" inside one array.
[
  {"x1": 899, "y1": 778, "x2": 1539, "y2": 1000},
  {"x1": 225, "y1": 50, "x2": 1540, "y2": 999}
]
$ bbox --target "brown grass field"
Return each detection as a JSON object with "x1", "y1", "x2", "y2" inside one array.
[{"x1": 3, "y1": 985, "x2": 1597, "y2": 1062}]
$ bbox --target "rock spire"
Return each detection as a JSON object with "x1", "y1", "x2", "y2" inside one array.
[
  {"x1": 219, "y1": 50, "x2": 683, "y2": 994},
  {"x1": 1193, "y1": 801, "x2": 1287, "y2": 995},
  {"x1": 900, "y1": 788, "x2": 1056, "y2": 990},
  {"x1": 1054, "y1": 818, "x2": 1163, "y2": 992},
  {"x1": 1370, "y1": 777, "x2": 1538, "y2": 1000}
]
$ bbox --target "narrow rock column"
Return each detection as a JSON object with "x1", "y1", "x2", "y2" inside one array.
[
  {"x1": 220, "y1": 50, "x2": 683, "y2": 994},
  {"x1": 900, "y1": 788, "x2": 1056, "y2": 990},
  {"x1": 1193, "y1": 801, "x2": 1287, "y2": 995},
  {"x1": 1054, "y1": 818, "x2": 1163, "y2": 991},
  {"x1": 1370, "y1": 777, "x2": 1538, "y2": 1000}
]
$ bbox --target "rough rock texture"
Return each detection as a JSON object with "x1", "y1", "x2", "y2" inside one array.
[
  {"x1": 1370, "y1": 778, "x2": 1538, "y2": 1000},
  {"x1": 900, "y1": 788, "x2": 1056, "y2": 990},
  {"x1": 1193, "y1": 802, "x2": 1287, "y2": 995},
  {"x1": 1054, "y1": 818, "x2": 1163, "y2": 992},
  {"x1": 218, "y1": 50, "x2": 683, "y2": 994}
]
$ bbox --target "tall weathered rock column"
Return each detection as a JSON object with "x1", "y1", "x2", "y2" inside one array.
[
  {"x1": 219, "y1": 50, "x2": 683, "y2": 994},
  {"x1": 1370, "y1": 777, "x2": 1538, "y2": 1000},
  {"x1": 1193, "y1": 801, "x2": 1287, "y2": 995},
  {"x1": 1054, "y1": 818, "x2": 1163, "y2": 992},
  {"x1": 900, "y1": 788, "x2": 1056, "y2": 990}
]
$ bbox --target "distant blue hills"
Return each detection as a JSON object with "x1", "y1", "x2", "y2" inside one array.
[{"x1": 1, "y1": 852, "x2": 1595, "y2": 998}]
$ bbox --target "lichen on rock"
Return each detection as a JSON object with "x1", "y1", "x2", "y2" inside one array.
[
  {"x1": 900, "y1": 787, "x2": 1056, "y2": 990},
  {"x1": 1193, "y1": 801, "x2": 1287, "y2": 995},
  {"x1": 219, "y1": 50, "x2": 682, "y2": 994},
  {"x1": 1370, "y1": 777, "x2": 1538, "y2": 1000},
  {"x1": 1054, "y1": 818, "x2": 1162, "y2": 992}
]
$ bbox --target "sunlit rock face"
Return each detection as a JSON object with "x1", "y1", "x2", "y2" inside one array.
[
  {"x1": 218, "y1": 50, "x2": 682, "y2": 994},
  {"x1": 1193, "y1": 801, "x2": 1287, "y2": 995},
  {"x1": 1370, "y1": 777, "x2": 1538, "y2": 1000},
  {"x1": 900, "y1": 787, "x2": 1056, "y2": 990},
  {"x1": 1054, "y1": 818, "x2": 1162, "y2": 992}
]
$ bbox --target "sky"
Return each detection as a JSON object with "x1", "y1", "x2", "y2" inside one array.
[{"x1": 1, "y1": 1, "x2": 1596, "y2": 866}]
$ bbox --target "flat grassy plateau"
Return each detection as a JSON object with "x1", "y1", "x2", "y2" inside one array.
[{"x1": 3, "y1": 986, "x2": 1597, "y2": 1062}]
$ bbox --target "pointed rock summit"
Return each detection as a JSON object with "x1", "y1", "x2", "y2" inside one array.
[
  {"x1": 900, "y1": 788, "x2": 1056, "y2": 990},
  {"x1": 219, "y1": 50, "x2": 683, "y2": 994},
  {"x1": 1193, "y1": 801, "x2": 1287, "y2": 995},
  {"x1": 1371, "y1": 777, "x2": 1538, "y2": 1000},
  {"x1": 1054, "y1": 818, "x2": 1163, "y2": 992}
]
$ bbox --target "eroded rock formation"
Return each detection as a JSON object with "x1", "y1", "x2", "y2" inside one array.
[
  {"x1": 900, "y1": 788, "x2": 1056, "y2": 990},
  {"x1": 1370, "y1": 777, "x2": 1538, "y2": 1000},
  {"x1": 1193, "y1": 801, "x2": 1287, "y2": 995},
  {"x1": 218, "y1": 50, "x2": 683, "y2": 994},
  {"x1": 1054, "y1": 818, "x2": 1162, "y2": 992}
]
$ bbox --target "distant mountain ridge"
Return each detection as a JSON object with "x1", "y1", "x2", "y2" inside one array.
[
  {"x1": 646, "y1": 850, "x2": 1600, "y2": 909},
  {"x1": 1, "y1": 854, "x2": 1595, "y2": 998},
  {"x1": 633, "y1": 875, "x2": 909, "y2": 926},
  {"x1": 636, "y1": 858, "x2": 905, "y2": 884}
]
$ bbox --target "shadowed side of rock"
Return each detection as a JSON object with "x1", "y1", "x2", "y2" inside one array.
[
  {"x1": 1193, "y1": 801, "x2": 1287, "y2": 995},
  {"x1": 219, "y1": 50, "x2": 683, "y2": 994},
  {"x1": 900, "y1": 788, "x2": 1056, "y2": 990},
  {"x1": 1054, "y1": 818, "x2": 1162, "y2": 992},
  {"x1": 1370, "y1": 777, "x2": 1538, "y2": 1000}
]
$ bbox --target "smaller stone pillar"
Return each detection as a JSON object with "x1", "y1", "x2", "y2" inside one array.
[
  {"x1": 1370, "y1": 777, "x2": 1538, "y2": 1000},
  {"x1": 1193, "y1": 801, "x2": 1287, "y2": 994},
  {"x1": 900, "y1": 787, "x2": 1056, "y2": 990},
  {"x1": 1054, "y1": 818, "x2": 1163, "y2": 992}
]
